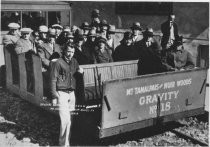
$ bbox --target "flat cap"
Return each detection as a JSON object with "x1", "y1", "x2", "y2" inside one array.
[
  {"x1": 39, "y1": 25, "x2": 48, "y2": 33},
  {"x1": 8, "y1": 23, "x2": 20, "y2": 29},
  {"x1": 20, "y1": 28, "x2": 33, "y2": 33},
  {"x1": 52, "y1": 24, "x2": 63, "y2": 29}
]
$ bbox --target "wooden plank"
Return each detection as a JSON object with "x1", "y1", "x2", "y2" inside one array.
[
  {"x1": 18, "y1": 54, "x2": 27, "y2": 98},
  {"x1": 82, "y1": 60, "x2": 139, "y2": 86},
  {"x1": 32, "y1": 55, "x2": 43, "y2": 105},
  {"x1": 4, "y1": 47, "x2": 13, "y2": 87},
  {"x1": 80, "y1": 60, "x2": 138, "y2": 68}
]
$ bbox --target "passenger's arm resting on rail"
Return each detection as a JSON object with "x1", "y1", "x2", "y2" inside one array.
[
  {"x1": 184, "y1": 52, "x2": 195, "y2": 70},
  {"x1": 49, "y1": 61, "x2": 60, "y2": 100},
  {"x1": 37, "y1": 48, "x2": 50, "y2": 67},
  {"x1": 15, "y1": 40, "x2": 23, "y2": 54},
  {"x1": 3, "y1": 35, "x2": 13, "y2": 46}
]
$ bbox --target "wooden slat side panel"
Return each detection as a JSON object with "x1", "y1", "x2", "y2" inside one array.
[
  {"x1": 82, "y1": 61, "x2": 138, "y2": 86},
  {"x1": 97, "y1": 66, "x2": 112, "y2": 82},
  {"x1": 4, "y1": 47, "x2": 13, "y2": 87},
  {"x1": 111, "y1": 65, "x2": 124, "y2": 79},
  {"x1": 18, "y1": 54, "x2": 27, "y2": 98},
  {"x1": 123, "y1": 63, "x2": 138, "y2": 77},
  {"x1": 32, "y1": 55, "x2": 43, "y2": 104},
  {"x1": 83, "y1": 68, "x2": 95, "y2": 85}
]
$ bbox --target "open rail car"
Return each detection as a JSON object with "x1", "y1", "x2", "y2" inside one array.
[{"x1": 4, "y1": 45, "x2": 208, "y2": 139}]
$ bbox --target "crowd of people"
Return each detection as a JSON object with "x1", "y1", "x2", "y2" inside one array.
[{"x1": 3, "y1": 9, "x2": 195, "y2": 146}]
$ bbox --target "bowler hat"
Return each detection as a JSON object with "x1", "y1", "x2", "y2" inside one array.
[
  {"x1": 52, "y1": 24, "x2": 63, "y2": 29},
  {"x1": 8, "y1": 23, "x2": 20, "y2": 29},
  {"x1": 20, "y1": 28, "x2": 33, "y2": 34},
  {"x1": 143, "y1": 28, "x2": 154, "y2": 37},
  {"x1": 80, "y1": 22, "x2": 90, "y2": 30},
  {"x1": 39, "y1": 25, "x2": 48, "y2": 33},
  {"x1": 130, "y1": 22, "x2": 142, "y2": 30}
]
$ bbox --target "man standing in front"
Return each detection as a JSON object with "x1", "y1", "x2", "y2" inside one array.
[{"x1": 49, "y1": 44, "x2": 83, "y2": 146}]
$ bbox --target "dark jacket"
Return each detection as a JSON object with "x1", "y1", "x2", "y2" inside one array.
[
  {"x1": 94, "y1": 46, "x2": 113, "y2": 63},
  {"x1": 113, "y1": 43, "x2": 136, "y2": 62},
  {"x1": 161, "y1": 21, "x2": 179, "y2": 49},
  {"x1": 49, "y1": 57, "x2": 79, "y2": 100},
  {"x1": 74, "y1": 45, "x2": 95, "y2": 65},
  {"x1": 37, "y1": 42, "x2": 62, "y2": 69},
  {"x1": 137, "y1": 39, "x2": 167, "y2": 75}
]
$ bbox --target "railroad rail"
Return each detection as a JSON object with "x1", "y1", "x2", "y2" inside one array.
[{"x1": 171, "y1": 129, "x2": 208, "y2": 146}]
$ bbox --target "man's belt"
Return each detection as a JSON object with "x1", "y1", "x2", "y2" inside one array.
[{"x1": 58, "y1": 88, "x2": 74, "y2": 93}]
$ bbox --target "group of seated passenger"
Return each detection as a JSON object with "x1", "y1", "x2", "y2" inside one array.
[{"x1": 3, "y1": 9, "x2": 195, "y2": 77}]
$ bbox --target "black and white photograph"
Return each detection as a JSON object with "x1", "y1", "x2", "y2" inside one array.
[{"x1": 0, "y1": 0, "x2": 209, "y2": 146}]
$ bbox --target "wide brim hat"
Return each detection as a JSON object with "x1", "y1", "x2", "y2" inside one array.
[
  {"x1": 66, "y1": 32, "x2": 74, "y2": 38},
  {"x1": 8, "y1": 23, "x2": 20, "y2": 29},
  {"x1": 130, "y1": 22, "x2": 142, "y2": 30},
  {"x1": 108, "y1": 25, "x2": 116, "y2": 34},
  {"x1": 120, "y1": 31, "x2": 133, "y2": 43},
  {"x1": 20, "y1": 28, "x2": 33, "y2": 34},
  {"x1": 52, "y1": 24, "x2": 63, "y2": 29},
  {"x1": 80, "y1": 22, "x2": 90, "y2": 30},
  {"x1": 143, "y1": 28, "x2": 154, "y2": 37}
]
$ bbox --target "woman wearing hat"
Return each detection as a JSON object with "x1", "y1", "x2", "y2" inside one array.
[
  {"x1": 3, "y1": 23, "x2": 21, "y2": 47},
  {"x1": 15, "y1": 28, "x2": 36, "y2": 54},
  {"x1": 164, "y1": 37, "x2": 195, "y2": 71},
  {"x1": 94, "y1": 37, "x2": 113, "y2": 63}
]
